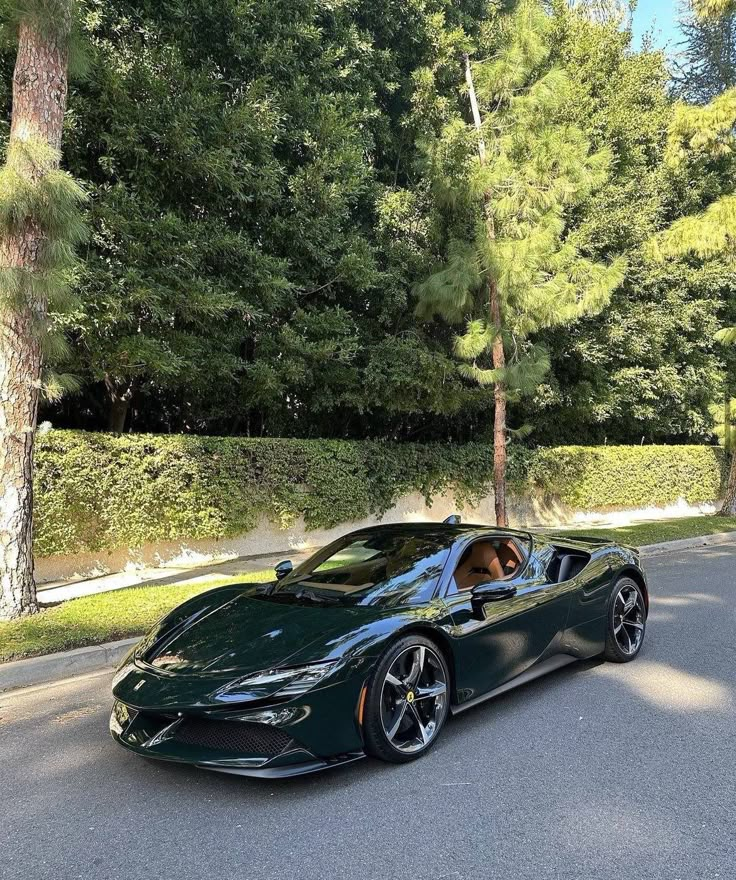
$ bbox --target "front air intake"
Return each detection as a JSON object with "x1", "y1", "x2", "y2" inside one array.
[{"x1": 172, "y1": 718, "x2": 294, "y2": 755}]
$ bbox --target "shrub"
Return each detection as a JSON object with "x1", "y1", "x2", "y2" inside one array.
[
  {"x1": 528, "y1": 445, "x2": 727, "y2": 510},
  {"x1": 33, "y1": 432, "x2": 727, "y2": 558}
]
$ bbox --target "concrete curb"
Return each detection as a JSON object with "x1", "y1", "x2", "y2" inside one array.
[
  {"x1": 0, "y1": 637, "x2": 137, "y2": 694},
  {"x1": 2, "y1": 529, "x2": 736, "y2": 695},
  {"x1": 639, "y1": 530, "x2": 736, "y2": 557}
]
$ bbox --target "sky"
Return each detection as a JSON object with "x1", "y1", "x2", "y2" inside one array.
[{"x1": 631, "y1": 0, "x2": 682, "y2": 51}]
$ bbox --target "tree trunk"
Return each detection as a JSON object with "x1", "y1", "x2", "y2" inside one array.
[
  {"x1": 490, "y1": 280, "x2": 508, "y2": 526},
  {"x1": 725, "y1": 388, "x2": 732, "y2": 456},
  {"x1": 107, "y1": 396, "x2": 130, "y2": 433},
  {"x1": 720, "y1": 453, "x2": 736, "y2": 515},
  {"x1": 0, "y1": 12, "x2": 71, "y2": 619},
  {"x1": 464, "y1": 53, "x2": 508, "y2": 526},
  {"x1": 105, "y1": 378, "x2": 134, "y2": 432}
]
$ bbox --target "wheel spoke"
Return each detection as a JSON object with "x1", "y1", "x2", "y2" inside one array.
[
  {"x1": 385, "y1": 672, "x2": 404, "y2": 690},
  {"x1": 386, "y1": 702, "x2": 408, "y2": 740},
  {"x1": 406, "y1": 645, "x2": 425, "y2": 687},
  {"x1": 414, "y1": 682, "x2": 447, "y2": 701},
  {"x1": 622, "y1": 625, "x2": 632, "y2": 652},
  {"x1": 623, "y1": 620, "x2": 643, "y2": 631},
  {"x1": 614, "y1": 621, "x2": 624, "y2": 634},
  {"x1": 408, "y1": 702, "x2": 430, "y2": 744}
]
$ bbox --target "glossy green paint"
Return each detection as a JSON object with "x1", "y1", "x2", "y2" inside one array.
[{"x1": 110, "y1": 525, "x2": 646, "y2": 776}]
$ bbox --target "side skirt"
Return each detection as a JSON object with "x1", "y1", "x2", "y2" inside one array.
[{"x1": 450, "y1": 654, "x2": 579, "y2": 715}]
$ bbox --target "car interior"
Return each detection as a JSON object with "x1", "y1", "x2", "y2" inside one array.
[{"x1": 453, "y1": 539, "x2": 525, "y2": 592}]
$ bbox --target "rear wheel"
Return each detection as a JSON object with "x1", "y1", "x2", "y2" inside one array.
[
  {"x1": 603, "y1": 577, "x2": 647, "y2": 663},
  {"x1": 363, "y1": 635, "x2": 450, "y2": 764}
]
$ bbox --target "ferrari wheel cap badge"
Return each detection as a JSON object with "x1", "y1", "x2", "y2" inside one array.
[{"x1": 406, "y1": 691, "x2": 415, "y2": 703}]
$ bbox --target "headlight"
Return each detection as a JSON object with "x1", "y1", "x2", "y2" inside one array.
[
  {"x1": 109, "y1": 700, "x2": 136, "y2": 735},
  {"x1": 213, "y1": 661, "x2": 338, "y2": 703}
]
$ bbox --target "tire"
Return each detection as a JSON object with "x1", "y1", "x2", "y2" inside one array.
[
  {"x1": 363, "y1": 634, "x2": 450, "y2": 764},
  {"x1": 602, "y1": 576, "x2": 647, "y2": 663}
]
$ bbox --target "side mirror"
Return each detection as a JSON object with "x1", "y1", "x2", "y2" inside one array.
[
  {"x1": 470, "y1": 582, "x2": 516, "y2": 618},
  {"x1": 274, "y1": 560, "x2": 293, "y2": 581}
]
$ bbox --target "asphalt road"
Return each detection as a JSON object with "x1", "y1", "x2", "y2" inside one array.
[{"x1": 1, "y1": 544, "x2": 735, "y2": 880}]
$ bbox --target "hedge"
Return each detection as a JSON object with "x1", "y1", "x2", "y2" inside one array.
[
  {"x1": 33, "y1": 432, "x2": 727, "y2": 558},
  {"x1": 528, "y1": 445, "x2": 727, "y2": 511}
]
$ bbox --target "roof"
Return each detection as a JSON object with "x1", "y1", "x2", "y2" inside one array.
[{"x1": 349, "y1": 522, "x2": 534, "y2": 541}]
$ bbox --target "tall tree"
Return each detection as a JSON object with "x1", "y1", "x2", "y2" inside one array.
[
  {"x1": 415, "y1": 0, "x2": 625, "y2": 525},
  {"x1": 0, "y1": 0, "x2": 84, "y2": 618},
  {"x1": 693, "y1": 0, "x2": 736, "y2": 15},
  {"x1": 529, "y1": 3, "x2": 728, "y2": 447},
  {"x1": 652, "y1": 0, "x2": 736, "y2": 514},
  {"x1": 565, "y1": 0, "x2": 631, "y2": 24},
  {"x1": 675, "y1": 0, "x2": 736, "y2": 103}
]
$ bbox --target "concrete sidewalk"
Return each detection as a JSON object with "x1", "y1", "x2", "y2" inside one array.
[{"x1": 38, "y1": 548, "x2": 313, "y2": 605}]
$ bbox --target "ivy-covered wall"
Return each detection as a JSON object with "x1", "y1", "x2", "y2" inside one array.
[
  {"x1": 34, "y1": 431, "x2": 727, "y2": 558},
  {"x1": 528, "y1": 445, "x2": 727, "y2": 511}
]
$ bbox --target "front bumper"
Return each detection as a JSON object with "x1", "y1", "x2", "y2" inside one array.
[
  {"x1": 110, "y1": 657, "x2": 372, "y2": 778},
  {"x1": 110, "y1": 699, "x2": 365, "y2": 778}
]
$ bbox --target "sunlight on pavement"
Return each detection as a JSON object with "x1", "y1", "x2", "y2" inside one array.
[{"x1": 598, "y1": 660, "x2": 732, "y2": 712}]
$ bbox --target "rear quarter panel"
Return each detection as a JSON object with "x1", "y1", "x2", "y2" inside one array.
[{"x1": 561, "y1": 545, "x2": 645, "y2": 658}]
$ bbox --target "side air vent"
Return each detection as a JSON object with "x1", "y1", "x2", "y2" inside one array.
[{"x1": 547, "y1": 549, "x2": 591, "y2": 584}]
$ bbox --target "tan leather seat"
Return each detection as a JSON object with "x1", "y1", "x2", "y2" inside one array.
[
  {"x1": 454, "y1": 542, "x2": 505, "y2": 592},
  {"x1": 496, "y1": 540, "x2": 522, "y2": 574}
]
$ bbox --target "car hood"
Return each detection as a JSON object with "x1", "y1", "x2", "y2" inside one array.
[
  {"x1": 112, "y1": 585, "x2": 446, "y2": 711},
  {"x1": 138, "y1": 591, "x2": 378, "y2": 677}
]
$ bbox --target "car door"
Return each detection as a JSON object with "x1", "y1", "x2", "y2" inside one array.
[{"x1": 442, "y1": 536, "x2": 574, "y2": 703}]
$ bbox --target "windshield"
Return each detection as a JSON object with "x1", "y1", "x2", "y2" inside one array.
[{"x1": 270, "y1": 528, "x2": 454, "y2": 606}]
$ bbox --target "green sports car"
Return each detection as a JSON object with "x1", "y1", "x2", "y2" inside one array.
[{"x1": 110, "y1": 521, "x2": 648, "y2": 778}]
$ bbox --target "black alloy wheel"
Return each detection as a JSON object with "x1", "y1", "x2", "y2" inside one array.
[{"x1": 363, "y1": 635, "x2": 450, "y2": 763}]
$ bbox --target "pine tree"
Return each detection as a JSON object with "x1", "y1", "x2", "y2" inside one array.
[
  {"x1": 415, "y1": 0, "x2": 625, "y2": 525},
  {"x1": 652, "y1": 1, "x2": 736, "y2": 514},
  {"x1": 693, "y1": 0, "x2": 736, "y2": 16},
  {"x1": 675, "y1": 0, "x2": 736, "y2": 103},
  {"x1": 0, "y1": 0, "x2": 84, "y2": 619},
  {"x1": 565, "y1": 0, "x2": 631, "y2": 25}
]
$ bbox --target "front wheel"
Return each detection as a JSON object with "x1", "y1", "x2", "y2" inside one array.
[
  {"x1": 603, "y1": 577, "x2": 647, "y2": 663},
  {"x1": 363, "y1": 635, "x2": 450, "y2": 764}
]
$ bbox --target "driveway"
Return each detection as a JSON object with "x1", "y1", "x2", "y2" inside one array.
[{"x1": 1, "y1": 543, "x2": 734, "y2": 880}]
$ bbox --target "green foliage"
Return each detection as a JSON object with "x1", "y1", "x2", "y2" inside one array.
[
  {"x1": 415, "y1": 0, "x2": 625, "y2": 411},
  {"x1": 525, "y1": 6, "x2": 728, "y2": 445},
  {"x1": 33, "y1": 430, "x2": 727, "y2": 557},
  {"x1": 529, "y1": 444, "x2": 727, "y2": 509},
  {"x1": 652, "y1": 19, "x2": 736, "y2": 267},
  {"x1": 37, "y1": 0, "x2": 497, "y2": 437},
  {"x1": 674, "y1": 2, "x2": 736, "y2": 103},
  {"x1": 693, "y1": 0, "x2": 736, "y2": 20},
  {"x1": 716, "y1": 326, "x2": 736, "y2": 343},
  {"x1": 33, "y1": 430, "x2": 513, "y2": 556},
  {"x1": 708, "y1": 397, "x2": 736, "y2": 446},
  {"x1": 0, "y1": 0, "x2": 723, "y2": 445}
]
